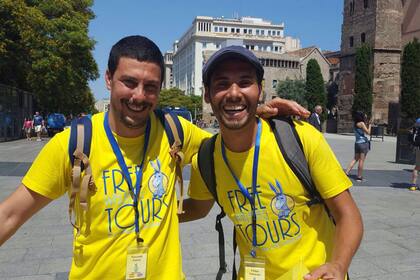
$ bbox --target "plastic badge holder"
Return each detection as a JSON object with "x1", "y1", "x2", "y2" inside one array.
[
  {"x1": 126, "y1": 245, "x2": 148, "y2": 280},
  {"x1": 244, "y1": 255, "x2": 266, "y2": 280}
]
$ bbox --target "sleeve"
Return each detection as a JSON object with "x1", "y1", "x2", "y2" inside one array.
[
  {"x1": 179, "y1": 119, "x2": 212, "y2": 165},
  {"x1": 22, "y1": 130, "x2": 71, "y2": 199},
  {"x1": 296, "y1": 122, "x2": 352, "y2": 199},
  {"x1": 187, "y1": 153, "x2": 214, "y2": 200}
]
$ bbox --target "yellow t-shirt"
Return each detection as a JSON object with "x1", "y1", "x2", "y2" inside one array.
[
  {"x1": 22, "y1": 112, "x2": 210, "y2": 280},
  {"x1": 189, "y1": 118, "x2": 352, "y2": 279}
]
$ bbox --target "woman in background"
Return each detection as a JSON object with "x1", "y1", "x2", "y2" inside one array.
[
  {"x1": 22, "y1": 117, "x2": 33, "y2": 141},
  {"x1": 345, "y1": 111, "x2": 371, "y2": 182}
]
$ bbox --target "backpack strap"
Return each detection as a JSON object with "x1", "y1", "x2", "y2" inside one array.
[
  {"x1": 154, "y1": 109, "x2": 185, "y2": 214},
  {"x1": 68, "y1": 116, "x2": 96, "y2": 235},
  {"x1": 268, "y1": 117, "x2": 323, "y2": 207},
  {"x1": 197, "y1": 134, "x2": 229, "y2": 279}
]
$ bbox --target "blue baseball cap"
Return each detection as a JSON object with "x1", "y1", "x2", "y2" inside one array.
[
  {"x1": 202, "y1": 45, "x2": 264, "y2": 86},
  {"x1": 416, "y1": 118, "x2": 420, "y2": 124}
]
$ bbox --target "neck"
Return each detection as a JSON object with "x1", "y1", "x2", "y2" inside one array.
[
  {"x1": 220, "y1": 118, "x2": 259, "y2": 153},
  {"x1": 107, "y1": 109, "x2": 147, "y2": 138}
]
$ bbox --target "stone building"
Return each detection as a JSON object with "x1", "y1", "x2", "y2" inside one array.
[
  {"x1": 338, "y1": 0, "x2": 403, "y2": 132},
  {"x1": 402, "y1": 0, "x2": 420, "y2": 45}
]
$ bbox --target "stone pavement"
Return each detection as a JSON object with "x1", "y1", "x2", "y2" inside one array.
[{"x1": 1, "y1": 134, "x2": 420, "y2": 279}]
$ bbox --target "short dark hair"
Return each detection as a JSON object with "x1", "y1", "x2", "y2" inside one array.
[
  {"x1": 107, "y1": 35, "x2": 164, "y2": 83},
  {"x1": 353, "y1": 111, "x2": 365, "y2": 124}
]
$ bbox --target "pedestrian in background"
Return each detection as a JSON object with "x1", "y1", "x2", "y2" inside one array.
[
  {"x1": 345, "y1": 111, "x2": 372, "y2": 182},
  {"x1": 409, "y1": 118, "x2": 420, "y2": 191},
  {"x1": 32, "y1": 112, "x2": 44, "y2": 141},
  {"x1": 308, "y1": 105, "x2": 323, "y2": 132},
  {"x1": 22, "y1": 118, "x2": 33, "y2": 141}
]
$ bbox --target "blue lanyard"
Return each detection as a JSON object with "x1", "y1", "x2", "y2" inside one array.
[
  {"x1": 221, "y1": 118, "x2": 261, "y2": 257},
  {"x1": 104, "y1": 111, "x2": 151, "y2": 243}
]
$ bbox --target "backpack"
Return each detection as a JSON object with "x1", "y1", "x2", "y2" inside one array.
[
  {"x1": 410, "y1": 126, "x2": 420, "y2": 147},
  {"x1": 197, "y1": 117, "x2": 328, "y2": 280},
  {"x1": 68, "y1": 109, "x2": 185, "y2": 235}
]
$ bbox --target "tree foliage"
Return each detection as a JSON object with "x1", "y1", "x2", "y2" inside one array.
[
  {"x1": 276, "y1": 79, "x2": 307, "y2": 108},
  {"x1": 352, "y1": 44, "x2": 373, "y2": 117},
  {"x1": 0, "y1": 0, "x2": 98, "y2": 115},
  {"x1": 400, "y1": 38, "x2": 420, "y2": 122},
  {"x1": 159, "y1": 88, "x2": 202, "y2": 119},
  {"x1": 305, "y1": 59, "x2": 326, "y2": 112}
]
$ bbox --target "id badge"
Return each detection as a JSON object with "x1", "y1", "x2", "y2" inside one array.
[
  {"x1": 244, "y1": 255, "x2": 266, "y2": 280},
  {"x1": 126, "y1": 245, "x2": 148, "y2": 280}
]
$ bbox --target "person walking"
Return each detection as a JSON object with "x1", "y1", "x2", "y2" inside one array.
[
  {"x1": 22, "y1": 118, "x2": 33, "y2": 141},
  {"x1": 409, "y1": 118, "x2": 420, "y2": 191},
  {"x1": 32, "y1": 112, "x2": 44, "y2": 141},
  {"x1": 345, "y1": 111, "x2": 372, "y2": 182},
  {"x1": 181, "y1": 46, "x2": 363, "y2": 280}
]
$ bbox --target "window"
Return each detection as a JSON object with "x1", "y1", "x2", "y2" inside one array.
[
  {"x1": 202, "y1": 42, "x2": 207, "y2": 48},
  {"x1": 236, "y1": 28, "x2": 240, "y2": 33},
  {"x1": 261, "y1": 30, "x2": 265, "y2": 35},
  {"x1": 216, "y1": 44, "x2": 221, "y2": 49},
  {"x1": 250, "y1": 45, "x2": 255, "y2": 50},
  {"x1": 268, "y1": 30, "x2": 271, "y2": 36},
  {"x1": 349, "y1": 36, "x2": 354, "y2": 47},
  {"x1": 277, "y1": 31, "x2": 281, "y2": 36},
  {"x1": 272, "y1": 80, "x2": 278, "y2": 88},
  {"x1": 361, "y1": 33, "x2": 366, "y2": 43},
  {"x1": 231, "y1": 28, "x2": 235, "y2": 33},
  {"x1": 224, "y1": 27, "x2": 228, "y2": 32},
  {"x1": 274, "y1": 46, "x2": 279, "y2": 52},
  {"x1": 248, "y1": 29, "x2": 252, "y2": 34},
  {"x1": 256, "y1": 29, "x2": 260, "y2": 35},
  {"x1": 364, "y1": 0, "x2": 369, "y2": 8},
  {"x1": 350, "y1": 1, "x2": 355, "y2": 15}
]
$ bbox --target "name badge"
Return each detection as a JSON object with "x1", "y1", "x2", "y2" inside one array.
[
  {"x1": 244, "y1": 255, "x2": 265, "y2": 280},
  {"x1": 126, "y1": 245, "x2": 148, "y2": 280}
]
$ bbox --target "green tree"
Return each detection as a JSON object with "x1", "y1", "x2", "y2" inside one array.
[
  {"x1": 352, "y1": 44, "x2": 373, "y2": 117},
  {"x1": 400, "y1": 38, "x2": 420, "y2": 122},
  {"x1": 0, "y1": 0, "x2": 98, "y2": 114},
  {"x1": 276, "y1": 79, "x2": 307, "y2": 108},
  {"x1": 305, "y1": 59, "x2": 326, "y2": 112},
  {"x1": 159, "y1": 88, "x2": 201, "y2": 119}
]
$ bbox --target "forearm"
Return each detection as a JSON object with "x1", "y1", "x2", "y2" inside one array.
[
  {"x1": 178, "y1": 198, "x2": 214, "y2": 223},
  {"x1": 330, "y1": 197, "x2": 363, "y2": 272},
  {"x1": 0, "y1": 202, "x2": 24, "y2": 246}
]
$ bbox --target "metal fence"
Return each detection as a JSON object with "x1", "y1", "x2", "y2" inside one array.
[{"x1": 0, "y1": 84, "x2": 34, "y2": 142}]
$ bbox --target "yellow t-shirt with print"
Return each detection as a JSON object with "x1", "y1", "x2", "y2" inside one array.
[
  {"x1": 188, "y1": 118, "x2": 352, "y2": 280},
  {"x1": 22, "y1": 112, "x2": 210, "y2": 280}
]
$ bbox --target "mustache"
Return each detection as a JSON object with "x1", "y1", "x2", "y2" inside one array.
[{"x1": 124, "y1": 99, "x2": 153, "y2": 108}]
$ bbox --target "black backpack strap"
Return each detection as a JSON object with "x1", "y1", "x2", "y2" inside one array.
[
  {"x1": 268, "y1": 117, "x2": 323, "y2": 207},
  {"x1": 197, "y1": 134, "x2": 228, "y2": 279}
]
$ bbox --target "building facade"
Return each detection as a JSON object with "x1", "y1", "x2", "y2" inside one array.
[
  {"x1": 171, "y1": 16, "x2": 301, "y2": 96},
  {"x1": 338, "y1": 0, "x2": 403, "y2": 132},
  {"x1": 402, "y1": 0, "x2": 420, "y2": 45}
]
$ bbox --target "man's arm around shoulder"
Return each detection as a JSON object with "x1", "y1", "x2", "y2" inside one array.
[
  {"x1": 0, "y1": 184, "x2": 52, "y2": 246},
  {"x1": 304, "y1": 190, "x2": 363, "y2": 280}
]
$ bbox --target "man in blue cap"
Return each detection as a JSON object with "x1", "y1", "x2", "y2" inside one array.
[{"x1": 181, "y1": 45, "x2": 363, "y2": 280}]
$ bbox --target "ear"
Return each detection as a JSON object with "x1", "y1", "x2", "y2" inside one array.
[
  {"x1": 204, "y1": 87, "x2": 211, "y2": 104},
  {"x1": 105, "y1": 70, "x2": 112, "y2": 90}
]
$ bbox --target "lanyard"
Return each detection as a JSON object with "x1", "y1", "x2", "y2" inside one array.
[
  {"x1": 104, "y1": 112, "x2": 151, "y2": 244},
  {"x1": 221, "y1": 118, "x2": 262, "y2": 257}
]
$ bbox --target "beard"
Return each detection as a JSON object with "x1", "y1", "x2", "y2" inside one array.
[{"x1": 112, "y1": 98, "x2": 154, "y2": 130}]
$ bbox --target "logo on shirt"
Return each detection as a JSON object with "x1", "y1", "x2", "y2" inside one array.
[
  {"x1": 148, "y1": 158, "x2": 168, "y2": 198},
  {"x1": 269, "y1": 180, "x2": 295, "y2": 219}
]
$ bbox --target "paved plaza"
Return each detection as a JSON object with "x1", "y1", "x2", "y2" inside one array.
[{"x1": 1, "y1": 133, "x2": 420, "y2": 279}]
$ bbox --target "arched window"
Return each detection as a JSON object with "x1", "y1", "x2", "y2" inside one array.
[
  {"x1": 364, "y1": 0, "x2": 369, "y2": 9},
  {"x1": 361, "y1": 33, "x2": 366, "y2": 43},
  {"x1": 349, "y1": 0, "x2": 355, "y2": 15}
]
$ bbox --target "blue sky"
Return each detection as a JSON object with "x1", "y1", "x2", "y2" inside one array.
[{"x1": 89, "y1": 0, "x2": 344, "y2": 100}]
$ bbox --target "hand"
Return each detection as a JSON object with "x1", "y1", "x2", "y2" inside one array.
[
  {"x1": 256, "y1": 98, "x2": 310, "y2": 119},
  {"x1": 303, "y1": 262, "x2": 345, "y2": 280}
]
